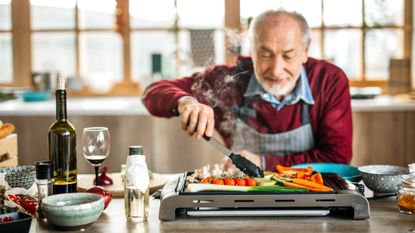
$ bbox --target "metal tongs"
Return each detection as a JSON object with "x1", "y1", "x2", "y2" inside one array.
[{"x1": 203, "y1": 135, "x2": 264, "y2": 178}]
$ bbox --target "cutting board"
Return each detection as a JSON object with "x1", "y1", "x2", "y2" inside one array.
[{"x1": 77, "y1": 172, "x2": 169, "y2": 197}]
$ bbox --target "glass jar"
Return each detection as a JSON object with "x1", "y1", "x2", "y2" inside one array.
[{"x1": 397, "y1": 173, "x2": 415, "y2": 214}]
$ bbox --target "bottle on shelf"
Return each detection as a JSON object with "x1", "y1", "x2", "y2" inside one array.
[
  {"x1": 124, "y1": 145, "x2": 149, "y2": 222},
  {"x1": 48, "y1": 75, "x2": 77, "y2": 194}
]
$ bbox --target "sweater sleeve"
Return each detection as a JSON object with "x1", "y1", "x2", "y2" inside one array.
[
  {"x1": 263, "y1": 68, "x2": 353, "y2": 169},
  {"x1": 141, "y1": 75, "x2": 196, "y2": 118}
]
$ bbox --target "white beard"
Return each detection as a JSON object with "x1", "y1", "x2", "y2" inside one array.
[{"x1": 261, "y1": 79, "x2": 296, "y2": 99}]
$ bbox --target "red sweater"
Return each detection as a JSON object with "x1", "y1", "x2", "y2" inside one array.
[{"x1": 142, "y1": 56, "x2": 353, "y2": 169}]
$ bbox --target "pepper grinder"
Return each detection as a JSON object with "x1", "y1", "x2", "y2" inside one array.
[{"x1": 35, "y1": 161, "x2": 53, "y2": 220}]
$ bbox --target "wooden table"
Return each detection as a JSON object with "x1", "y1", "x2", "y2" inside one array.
[{"x1": 29, "y1": 196, "x2": 414, "y2": 233}]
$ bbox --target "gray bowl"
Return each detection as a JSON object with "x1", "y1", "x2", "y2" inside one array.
[
  {"x1": 41, "y1": 193, "x2": 104, "y2": 230},
  {"x1": 0, "y1": 166, "x2": 35, "y2": 190},
  {"x1": 358, "y1": 165, "x2": 410, "y2": 194}
]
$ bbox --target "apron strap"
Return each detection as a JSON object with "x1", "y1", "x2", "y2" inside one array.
[{"x1": 301, "y1": 102, "x2": 310, "y2": 125}]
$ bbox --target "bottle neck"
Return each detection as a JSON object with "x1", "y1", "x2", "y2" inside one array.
[{"x1": 55, "y1": 89, "x2": 67, "y2": 120}]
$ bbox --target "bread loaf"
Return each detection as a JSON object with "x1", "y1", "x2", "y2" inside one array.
[{"x1": 0, "y1": 123, "x2": 15, "y2": 139}]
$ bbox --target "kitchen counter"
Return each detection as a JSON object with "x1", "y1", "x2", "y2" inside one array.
[
  {"x1": 29, "y1": 196, "x2": 414, "y2": 233},
  {"x1": 1, "y1": 95, "x2": 415, "y2": 116}
]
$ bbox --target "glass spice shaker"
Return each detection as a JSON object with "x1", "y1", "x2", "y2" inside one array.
[
  {"x1": 397, "y1": 171, "x2": 415, "y2": 215},
  {"x1": 35, "y1": 161, "x2": 53, "y2": 219}
]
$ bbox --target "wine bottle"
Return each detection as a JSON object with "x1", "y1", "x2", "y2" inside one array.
[{"x1": 48, "y1": 75, "x2": 77, "y2": 194}]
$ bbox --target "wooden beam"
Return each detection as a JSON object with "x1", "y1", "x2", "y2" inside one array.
[
  {"x1": 224, "y1": 0, "x2": 240, "y2": 64},
  {"x1": 112, "y1": 0, "x2": 141, "y2": 95},
  {"x1": 11, "y1": 0, "x2": 31, "y2": 87}
]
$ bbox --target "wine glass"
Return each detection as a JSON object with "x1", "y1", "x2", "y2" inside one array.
[{"x1": 82, "y1": 127, "x2": 110, "y2": 186}]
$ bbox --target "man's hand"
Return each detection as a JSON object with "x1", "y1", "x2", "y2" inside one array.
[
  {"x1": 222, "y1": 150, "x2": 263, "y2": 171},
  {"x1": 178, "y1": 97, "x2": 214, "y2": 139}
]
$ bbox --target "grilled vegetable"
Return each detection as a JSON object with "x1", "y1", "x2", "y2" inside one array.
[{"x1": 272, "y1": 175, "x2": 333, "y2": 192}]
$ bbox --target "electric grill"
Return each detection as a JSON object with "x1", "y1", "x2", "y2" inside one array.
[{"x1": 159, "y1": 172, "x2": 370, "y2": 221}]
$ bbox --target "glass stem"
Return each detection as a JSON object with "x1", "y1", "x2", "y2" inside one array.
[{"x1": 95, "y1": 166, "x2": 100, "y2": 186}]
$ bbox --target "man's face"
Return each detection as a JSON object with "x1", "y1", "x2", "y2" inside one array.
[{"x1": 252, "y1": 16, "x2": 309, "y2": 99}]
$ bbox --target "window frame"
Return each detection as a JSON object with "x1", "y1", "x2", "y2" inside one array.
[{"x1": 2, "y1": 0, "x2": 413, "y2": 94}]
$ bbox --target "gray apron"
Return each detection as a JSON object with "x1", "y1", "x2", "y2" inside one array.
[{"x1": 231, "y1": 96, "x2": 314, "y2": 156}]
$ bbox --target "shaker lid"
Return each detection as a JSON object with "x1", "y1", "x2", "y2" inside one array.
[
  {"x1": 35, "y1": 161, "x2": 53, "y2": 179},
  {"x1": 129, "y1": 146, "x2": 143, "y2": 156}
]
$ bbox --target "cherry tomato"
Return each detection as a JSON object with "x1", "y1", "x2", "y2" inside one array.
[
  {"x1": 0, "y1": 216, "x2": 14, "y2": 224},
  {"x1": 212, "y1": 178, "x2": 224, "y2": 185},
  {"x1": 234, "y1": 178, "x2": 246, "y2": 186},
  {"x1": 200, "y1": 176, "x2": 213, "y2": 184},
  {"x1": 8, "y1": 194, "x2": 21, "y2": 205},
  {"x1": 224, "y1": 178, "x2": 235, "y2": 186},
  {"x1": 244, "y1": 177, "x2": 257, "y2": 186},
  {"x1": 21, "y1": 200, "x2": 37, "y2": 215}
]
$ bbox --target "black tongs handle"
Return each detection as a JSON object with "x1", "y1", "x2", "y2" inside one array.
[{"x1": 203, "y1": 135, "x2": 264, "y2": 178}]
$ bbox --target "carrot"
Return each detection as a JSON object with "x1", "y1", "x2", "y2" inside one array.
[
  {"x1": 295, "y1": 171, "x2": 307, "y2": 179},
  {"x1": 306, "y1": 166, "x2": 313, "y2": 176},
  {"x1": 276, "y1": 165, "x2": 308, "y2": 175},
  {"x1": 291, "y1": 178, "x2": 333, "y2": 192},
  {"x1": 310, "y1": 173, "x2": 324, "y2": 185},
  {"x1": 273, "y1": 177, "x2": 330, "y2": 192},
  {"x1": 0, "y1": 123, "x2": 15, "y2": 139},
  {"x1": 276, "y1": 165, "x2": 285, "y2": 174}
]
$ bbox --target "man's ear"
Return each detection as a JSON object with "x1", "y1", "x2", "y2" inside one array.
[{"x1": 302, "y1": 40, "x2": 310, "y2": 63}]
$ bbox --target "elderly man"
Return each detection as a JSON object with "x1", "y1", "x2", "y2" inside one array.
[{"x1": 142, "y1": 10, "x2": 352, "y2": 170}]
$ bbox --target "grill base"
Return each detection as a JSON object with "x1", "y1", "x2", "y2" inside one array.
[{"x1": 159, "y1": 173, "x2": 370, "y2": 221}]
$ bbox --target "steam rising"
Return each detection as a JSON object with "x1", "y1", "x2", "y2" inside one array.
[{"x1": 190, "y1": 69, "x2": 250, "y2": 136}]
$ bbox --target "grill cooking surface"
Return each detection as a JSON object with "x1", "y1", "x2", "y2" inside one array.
[{"x1": 159, "y1": 172, "x2": 370, "y2": 221}]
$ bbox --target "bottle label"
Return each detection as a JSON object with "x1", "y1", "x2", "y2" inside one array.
[{"x1": 126, "y1": 155, "x2": 149, "y2": 193}]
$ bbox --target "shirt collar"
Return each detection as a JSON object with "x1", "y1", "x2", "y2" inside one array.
[{"x1": 244, "y1": 65, "x2": 314, "y2": 110}]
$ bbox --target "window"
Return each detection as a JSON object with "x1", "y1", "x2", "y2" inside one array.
[
  {"x1": 0, "y1": 0, "x2": 12, "y2": 83},
  {"x1": 30, "y1": 0, "x2": 122, "y2": 94},
  {"x1": 0, "y1": 0, "x2": 412, "y2": 93},
  {"x1": 130, "y1": 0, "x2": 225, "y2": 90},
  {"x1": 240, "y1": 0, "x2": 408, "y2": 86}
]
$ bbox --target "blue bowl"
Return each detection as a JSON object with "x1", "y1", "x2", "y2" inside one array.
[
  {"x1": 291, "y1": 163, "x2": 362, "y2": 182},
  {"x1": 20, "y1": 91, "x2": 50, "y2": 102}
]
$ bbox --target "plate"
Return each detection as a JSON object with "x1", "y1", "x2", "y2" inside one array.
[
  {"x1": 291, "y1": 163, "x2": 362, "y2": 182},
  {"x1": 0, "y1": 212, "x2": 32, "y2": 233}
]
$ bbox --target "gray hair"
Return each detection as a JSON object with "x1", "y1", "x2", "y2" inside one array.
[{"x1": 249, "y1": 9, "x2": 311, "y2": 46}]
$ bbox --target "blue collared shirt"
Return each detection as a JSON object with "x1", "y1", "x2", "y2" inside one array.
[{"x1": 244, "y1": 66, "x2": 314, "y2": 110}]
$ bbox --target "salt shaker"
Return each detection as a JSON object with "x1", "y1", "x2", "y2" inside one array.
[{"x1": 35, "y1": 161, "x2": 53, "y2": 219}]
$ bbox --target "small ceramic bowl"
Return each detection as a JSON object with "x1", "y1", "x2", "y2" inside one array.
[
  {"x1": 0, "y1": 166, "x2": 35, "y2": 190},
  {"x1": 358, "y1": 165, "x2": 410, "y2": 194},
  {"x1": 41, "y1": 193, "x2": 104, "y2": 230}
]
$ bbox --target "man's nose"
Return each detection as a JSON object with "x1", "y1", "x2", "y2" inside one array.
[{"x1": 270, "y1": 57, "x2": 284, "y2": 77}]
